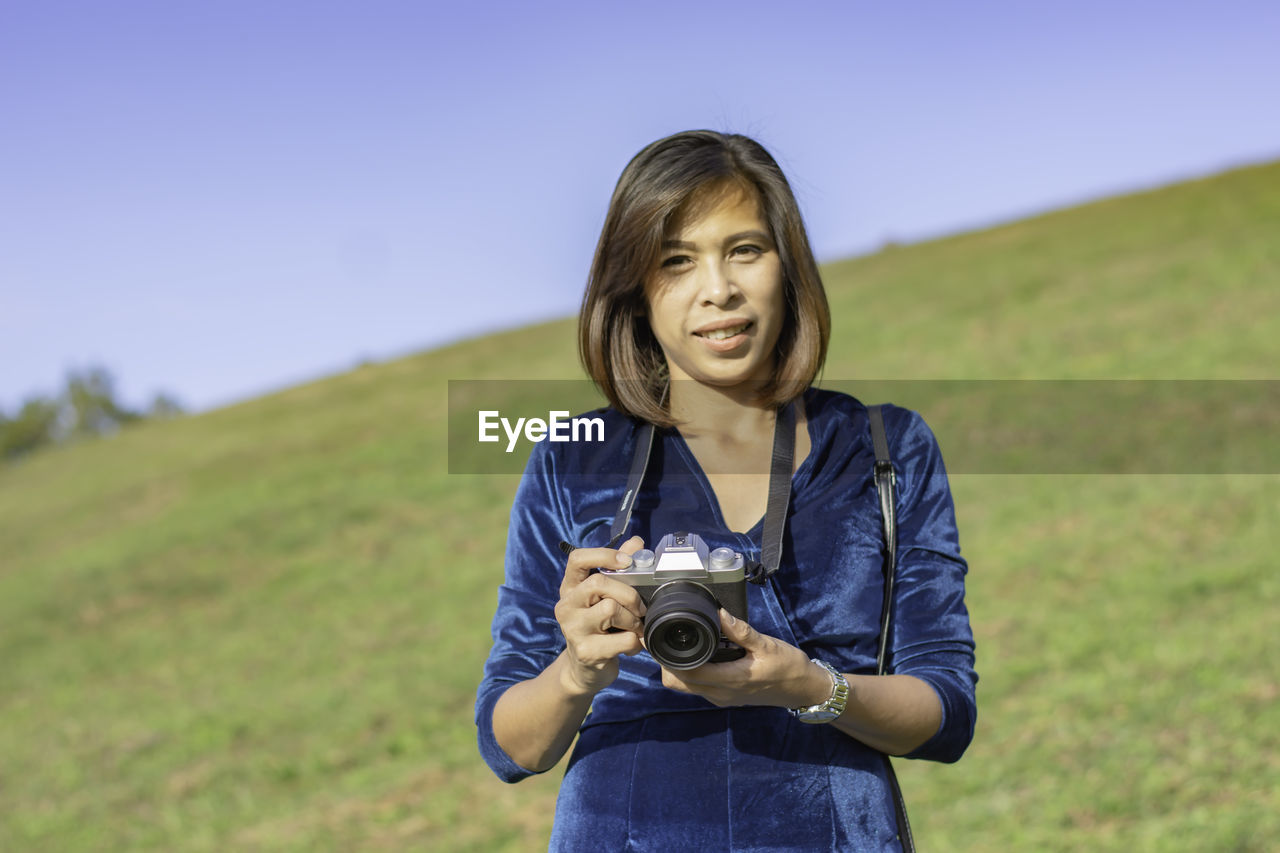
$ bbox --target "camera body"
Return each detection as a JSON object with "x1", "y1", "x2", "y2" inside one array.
[{"x1": 605, "y1": 532, "x2": 748, "y2": 670}]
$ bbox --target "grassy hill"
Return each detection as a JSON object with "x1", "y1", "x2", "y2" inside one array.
[{"x1": 2, "y1": 160, "x2": 1278, "y2": 851}]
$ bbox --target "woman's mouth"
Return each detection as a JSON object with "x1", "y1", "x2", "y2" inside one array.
[
  {"x1": 694, "y1": 321, "x2": 752, "y2": 341},
  {"x1": 692, "y1": 321, "x2": 753, "y2": 352}
]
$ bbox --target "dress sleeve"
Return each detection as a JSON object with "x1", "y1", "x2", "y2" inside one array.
[
  {"x1": 883, "y1": 407, "x2": 978, "y2": 764},
  {"x1": 475, "y1": 442, "x2": 573, "y2": 783}
]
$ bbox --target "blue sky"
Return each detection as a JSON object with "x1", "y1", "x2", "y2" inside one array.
[{"x1": 3, "y1": 1, "x2": 1278, "y2": 413}]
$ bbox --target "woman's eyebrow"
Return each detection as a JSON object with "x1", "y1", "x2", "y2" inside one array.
[
  {"x1": 724, "y1": 229, "x2": 773, "y2": 245},
  {"x1": 660, "y1": 230, "x2": 773, "y2": 251},
  {"x1": 661, "y1": 238, "x2": 697, "y2": 250}
]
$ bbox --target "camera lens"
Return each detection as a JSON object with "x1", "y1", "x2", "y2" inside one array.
[
  {"x1": 644, "y1": 581, "x2": 720, "y2": 670},
  {"x1": 666, "y1": 624, "x2": 699, "y2": 651}
]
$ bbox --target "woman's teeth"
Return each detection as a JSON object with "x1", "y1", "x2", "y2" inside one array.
[{"x1": 699, "y1": 323, "x2": 749, "y2": 341}]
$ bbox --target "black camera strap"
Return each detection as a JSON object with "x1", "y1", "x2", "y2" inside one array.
[
  {"x1": 869, "y1": 404, "x2": 898, "y2": 678},
  {"x1": 868, "y1": 404, "x2": 917, "y2": 853},
  {"x1": 756, "y1": 400, "x2": 795, "y2": 583},
  {"x1": 607, "y1": 420, "x2": 656, "y2": 548},
  {"x1": 608, "y1": 401, "x2": 795, "y2": 585}
]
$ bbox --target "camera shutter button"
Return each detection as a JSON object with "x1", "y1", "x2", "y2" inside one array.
[
  {"x1": 631, "y1": 549, "x2": 656, "y2": 569},
  {"x1": 709, "y1": 547, "x2": 736, "y2": 570}
]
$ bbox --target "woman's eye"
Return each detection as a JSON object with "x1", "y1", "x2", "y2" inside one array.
[
  {"x1": 661, "y1": 255, "x2": 692, "y2": 269},
  {"x1": 730, "y1": 245, "x2": 763, "y2": 259}
]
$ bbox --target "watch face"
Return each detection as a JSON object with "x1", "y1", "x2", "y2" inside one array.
[{"x1": 794, "y1": 708, "x2": 841, "y2": 724}]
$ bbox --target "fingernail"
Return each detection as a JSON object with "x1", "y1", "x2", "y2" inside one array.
[
  {"x1": 616, "y1": 552, "x2": 632, "y2": 567},
  {"x1": 723, "y1": 609, "x2": 736, "y2": 626}
]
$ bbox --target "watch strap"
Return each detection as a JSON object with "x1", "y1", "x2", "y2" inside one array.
[{"x1": 791, "y1": 659, "x2": 849, "y2": 723}]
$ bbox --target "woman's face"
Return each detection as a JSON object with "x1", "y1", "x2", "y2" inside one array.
[{"x1": 643, "y1": 186, "x2": 786, "y2": 392}]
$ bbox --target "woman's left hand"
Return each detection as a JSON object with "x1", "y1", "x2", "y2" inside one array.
[{"x1": 657, "y1": 609, "x2": 833, "y2": 710}]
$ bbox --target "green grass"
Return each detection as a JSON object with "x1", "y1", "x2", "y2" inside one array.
[{"x1": 2, "y1": 160, "x2": 1278, "y2": 850}]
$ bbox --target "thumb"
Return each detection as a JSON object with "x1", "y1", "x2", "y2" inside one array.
[{"x1": 719, "y1": 609, "x2": 762, "y2": 649}]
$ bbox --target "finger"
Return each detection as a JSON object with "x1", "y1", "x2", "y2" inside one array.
[
  {"x1": 719, "y1": 609, "x2": 763, "y2": 650},
  {"x1": 575, "y1": 573, "x2": 647, "y2": 619},
  {"x1": 557, "y1": 591, "x2": 644, "y2": 645},
  {"x1": 616, "y1": 535, "x2": 646, "y2": 556},
  {"x1": 562, "y1": 546, "x2": 635, "y2": 590},
  {"x1": 588, "y1": 596, "x2": 644, "y2": 634},
  {"x1": 564, "y1": 536, "x2": 645, "y2": 592},
  {"x1": 575, "y1": 629, "x2": 644, "y2": 662}
]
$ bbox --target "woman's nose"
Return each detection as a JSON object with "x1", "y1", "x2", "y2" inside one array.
[{"x1": 698, "y1": 262, "x2": 737, "y2": 306}]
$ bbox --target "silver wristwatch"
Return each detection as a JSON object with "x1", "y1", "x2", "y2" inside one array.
[{"x1": 791, "y1": 658, "x2": 849, "y2": 724}]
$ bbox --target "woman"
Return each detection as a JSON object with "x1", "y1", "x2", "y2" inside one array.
[{"x1": 476, "y1": 130, "x2": 977, "y2": 851}]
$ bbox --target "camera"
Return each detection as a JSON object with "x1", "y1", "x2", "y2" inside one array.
[{"x1": 605, "y1": 532, "x2": 748, "y2": 670}]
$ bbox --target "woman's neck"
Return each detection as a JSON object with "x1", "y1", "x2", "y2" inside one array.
[{"x1": 667, "y1": 380, "x2": 777, "y2": 444}]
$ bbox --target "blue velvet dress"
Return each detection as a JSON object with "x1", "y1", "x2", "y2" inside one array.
[{"x1": 476, "y1": 389, "x2": 977, "y2": 851}]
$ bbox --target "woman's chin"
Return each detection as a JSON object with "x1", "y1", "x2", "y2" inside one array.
[{"x1": 669, "y1": 362, "x2": 775, "y2": 393}]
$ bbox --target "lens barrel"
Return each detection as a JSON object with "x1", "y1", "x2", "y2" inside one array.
[{"x1": 643, "y1": 581, "x2": 721, "y2": 670}]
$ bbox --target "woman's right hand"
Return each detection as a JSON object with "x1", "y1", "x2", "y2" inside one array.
[{"x1": 554, "y1": 535, "x2": 648, "y2": 696}]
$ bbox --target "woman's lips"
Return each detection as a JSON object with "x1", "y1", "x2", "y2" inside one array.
[{"x1": 693, "y1": 320, "x2": 753, "y2": 352}]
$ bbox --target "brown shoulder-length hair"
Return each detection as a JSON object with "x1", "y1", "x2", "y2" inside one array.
[{"x1": 578, "y1": 130, "x2": 830, "y2": 427}]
